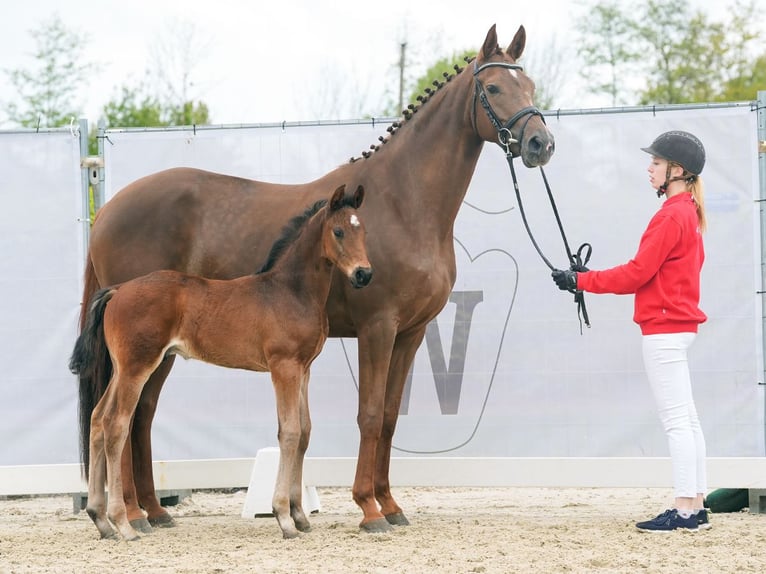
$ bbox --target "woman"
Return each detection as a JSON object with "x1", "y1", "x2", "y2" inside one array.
[{"x1": 552, "y1": 130, "x2": 709, "y2": 532}]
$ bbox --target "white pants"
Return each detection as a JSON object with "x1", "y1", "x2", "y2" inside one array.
[{"x1": 642, "y1": 332, "x2": 707, "y2": 499}]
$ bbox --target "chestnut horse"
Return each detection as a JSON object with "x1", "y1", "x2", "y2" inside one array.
[
  {"x1": 78, "y1": 24, "x2": 555, "y2": 533},
  {"x1": 71, "y1": 185, "x2": 371, "y2": 540}
]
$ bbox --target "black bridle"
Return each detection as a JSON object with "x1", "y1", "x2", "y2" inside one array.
[{"x1": 473, "y1": 60, "x2": 592, "y2": 330}]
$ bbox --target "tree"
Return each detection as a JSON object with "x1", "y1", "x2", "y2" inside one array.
[
  {"x1": 574, "y1": 0, "x2": 765, "y2": 105},
  {"x1": 575, "y1": 0, "x2": 640, "y2": 106},
  {"x1": 3, "y1": 14, "x2": 97, "y2": 127},
  {"x1": 144, "y1": 18, "x2": 212, "y2": 125},
  {"x1": 102, "y1": 84, "x2": 164, "y2": 128},
  {"x1": 522, "y1": 35, "x2": 571, "y2": 110},
  {"x1": 634, "y1": 0, "x2": 727, "y2": 104}
]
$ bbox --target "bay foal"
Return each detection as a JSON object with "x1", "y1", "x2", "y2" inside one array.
[{"x1": 70, "y1": 184, "x2": 371, "y2": 540}]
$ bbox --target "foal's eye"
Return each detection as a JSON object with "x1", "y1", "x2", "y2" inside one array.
[
  {"x1": 333, "y1": 228, "x2": 344, "y2": 239},
  {"x1": 487, "y1": 84, "x2": 500, "y2": 95}
]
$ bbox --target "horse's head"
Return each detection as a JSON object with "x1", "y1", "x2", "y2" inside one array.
[
  {"x1": 472, "y1": 24, "x2": 555, "y2": 168},
  {"x1": 324, "y1": 184, "x2": 373, "y2": 289}
]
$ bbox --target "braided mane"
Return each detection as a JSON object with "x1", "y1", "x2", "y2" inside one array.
[{"x1": 348, "y1": 55, "x2": 479, "y2": 163}]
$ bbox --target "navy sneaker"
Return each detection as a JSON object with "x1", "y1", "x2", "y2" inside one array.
[
  {"x1": 696, "y1": 508, "x2": 712, "y2": 530},
  {"x1": 636, "y1": 509, "x2": 699, "y2": 532}
]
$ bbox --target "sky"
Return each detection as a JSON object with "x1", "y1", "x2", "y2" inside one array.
[{"x1": 0, "y1": 0, "x2": 740, "y2": 128}]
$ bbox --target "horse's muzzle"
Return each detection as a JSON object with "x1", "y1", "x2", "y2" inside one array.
[
  {"x1": 351, "y1": 267, "x2": 373, "y2": 288},
  {"x1": 522, "y1": 131, "x2": 555, "y2": 168}
]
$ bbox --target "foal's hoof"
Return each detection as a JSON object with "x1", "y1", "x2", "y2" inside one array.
[
  {"x1": 385, "y1": 512, "x2": 410, "y2": 526},
  {"x1": 99, "y1": 530, "x2": 119, "y2": 541},
  {"x1": 281, "y1": 528, "x2": 301, "y2": 540},
  {"x1": 130, "y1": 517, "x2": 153, "y2": 534},
  {"x1": 148, "y1": 512, "x2": 176, "y2": 528},
  {"x1": 296, "y1": 522, "x2": 312, "y2": 533},
  {"x1": 360, "y1": 517, "x2": 393, "y2": 533}
]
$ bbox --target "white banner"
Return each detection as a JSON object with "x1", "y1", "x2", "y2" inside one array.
[
  {"x1": 0, "y1": 130, "x2": 84, "y2": 465},
  {"x1": 1, "y1": 105, "x2": 760, "y2": 469}
]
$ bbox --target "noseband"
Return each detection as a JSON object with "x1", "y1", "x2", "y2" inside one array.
[
  {"x1": 472, "y1": 59, "x2": 592, "y2": 331},
  {"x1": 472, "y1": 60, "x2": 545, "y2": 154}
]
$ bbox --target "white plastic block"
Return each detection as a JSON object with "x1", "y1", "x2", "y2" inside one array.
[{"x1": 241, "y1": 447, "x2": 320, "y2": 518}]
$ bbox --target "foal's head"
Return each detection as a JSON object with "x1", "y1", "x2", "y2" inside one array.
[{"x1": 324, "y1": 184, "x2": 372, "y2": 289}]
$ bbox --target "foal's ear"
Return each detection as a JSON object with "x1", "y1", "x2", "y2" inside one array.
[
  {"x1": 507, "y1": 25, "x2": 526, "y2": 61},
  {"x1": 330, "y1": 184, "x2": 346, "y2": 211},
  {"x1": 352, "y1": 185, "x2": 364, "y2": 209},
  {"x1": 480, "y1": 24, "x2": 499, "y2": 62}
]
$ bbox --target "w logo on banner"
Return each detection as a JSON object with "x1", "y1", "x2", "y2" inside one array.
[
  {"x1": 399, "y1": 290, "x2": 484, "y2": 415},
  {"x1": 341, "y1": 242, "x2": 519, "y2": 453}
]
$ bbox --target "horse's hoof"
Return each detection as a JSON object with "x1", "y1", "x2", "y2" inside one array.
[
  {"x1": 99, "y1": 530, "x2": 119, "y2": 541},
  {"x1": 296, "y1": 521, "x2": 312, "y2": 533},
  {"x1": 281, "y1": 529, "x2": 301, "y2": 539},
  {"x1": 385, "y1": 512, "x2": 410, "y2": 526},
  {"x1": 360, "y1": 517, "x2": 393, "y2": 533},
  {"x1": 130, "y1": 517, "x2": 153, "y2": 534},
  {"x1": 148, "y1": 512, "x2": 176, "y2": 528}
]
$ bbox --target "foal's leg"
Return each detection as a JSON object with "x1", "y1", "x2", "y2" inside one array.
[
  {"x1": 86, "y1": 406, "x2": 117, "y2": 539},
  {"x1": 270, "y1": 360, "x2": 304, "y2": 539},
  {"x1": 289, "y1": 367, "x2": 313, "y2": 532},
  {"x1": 133, "y1": 356, "x2": 176, "y2": 528},
  {"x1": 121, "y1": 419, "x2": 151, "y2": 533},
  {"x1": 376, "y1": 327, "x2": 426, "y2": 526},
  {"x1": 104, "y1": 374, "x2": 146, "y2": 541}
]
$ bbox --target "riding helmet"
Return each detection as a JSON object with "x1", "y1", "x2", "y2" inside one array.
[{"x1": 641, "y1": 130, "x2": 706, "y2": 175}]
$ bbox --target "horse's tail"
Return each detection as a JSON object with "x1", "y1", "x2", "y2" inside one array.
[{"x1": 70, "y1": 260, "x2": 115, "y2": 480}]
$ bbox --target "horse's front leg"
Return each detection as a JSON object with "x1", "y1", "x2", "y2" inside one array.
[
  {"x1": 270, "y1": 360, "x2": 304, "y2": 539},
  {"x1": 132, "y1": 356, "x2": 176, "y2": 528},
  {"x1": 376, "y1": 326, "x2": 426, "y2": 526},
  {"x1": 353, "y1": 320, "x2": 396, "y2": 533},
  {"x1": 288, "y1": 367, "x2": 312, "y2": 533}
]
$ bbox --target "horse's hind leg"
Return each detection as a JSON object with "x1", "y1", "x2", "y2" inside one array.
[
  {"x1": 121, "y1": 421, "x2": 152, "y2": 534},
  {"x1": 132, "y1": 356, "x2": 176, "y2": 528},
  {"x1": 86, "y1": 407, "x2": 118, "y2": 539},
  {"x1": 104, "y1": 373, "x2": 147, "y2": 541}
]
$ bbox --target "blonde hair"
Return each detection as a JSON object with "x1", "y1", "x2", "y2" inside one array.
[{"x1": 688, "y1": 175, "x2": 707, "y2": 233}]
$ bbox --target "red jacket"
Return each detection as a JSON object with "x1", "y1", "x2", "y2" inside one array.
[{"x1": 577, "y1": 192, "x2": 706, "y2": 335}]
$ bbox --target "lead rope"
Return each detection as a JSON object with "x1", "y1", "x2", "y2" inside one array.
[{"x1": 502, "y1": 137, "x2": 592, "y2": 332}]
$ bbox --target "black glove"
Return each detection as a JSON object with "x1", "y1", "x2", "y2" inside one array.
[{"x1": 552, "y1": 269, "x2": 578, "y2": 292}]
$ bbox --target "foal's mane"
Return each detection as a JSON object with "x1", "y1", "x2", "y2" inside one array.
[
  {"x1": 257, "y1": 199, "x2": 328, "y2": 274},
  {"x1": 257, "y1": 191, "x2": 363, "y2": 274}
]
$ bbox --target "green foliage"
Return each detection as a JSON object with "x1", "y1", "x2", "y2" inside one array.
[
  {"x1": 102, "y1": 85, "x2": 164, "y2": 127},
  {"x1": 4, "y1": 14, "x2": 97, "y2": 127},
  {"x1": 575, "y1": 0, "x2": 765, "y2": 104},
  {"x1": 406, "y1": 51, "x2": 474, "y2": 110},
  {"x1": 381, "y1": 50, "x2": 473, "y2": 117}
]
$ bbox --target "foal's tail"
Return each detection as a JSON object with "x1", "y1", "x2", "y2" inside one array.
[{"x1": 70, "y1": 260, "x2": 116, "y2": 480}]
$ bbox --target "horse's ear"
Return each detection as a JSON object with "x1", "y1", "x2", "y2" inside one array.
[
  {"x1": 479, "y1": 24, "x2": 498, "y2": 62},
  {"x1": 330, "y1": 184, "x2": 346, "y2": 211},
  {"x1": 352, "y1": 185, "x2": 364, "y2": 209},
  {"x1": 507, "y1": 25, "x2": 526, "y2": 61}
]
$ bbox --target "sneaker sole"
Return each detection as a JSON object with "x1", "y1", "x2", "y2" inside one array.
[{"x1": 636, "y1": 526, "x2": 700, "y2": 533}]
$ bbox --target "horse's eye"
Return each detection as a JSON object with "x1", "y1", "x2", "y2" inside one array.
[
  {"x1": 487, "y1": 84, "x2": 500, "y2": 94},
  {"x1": 333, "y1": 228, "x2": 344, "y2": 239}
]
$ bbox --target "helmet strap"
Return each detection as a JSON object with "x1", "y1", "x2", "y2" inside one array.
[
  {"x1": 657, "y1": 164, "x2": 672, "y2": 197},
  {"x1": 657, "y1": 163, "x2": 694, "y2": 198}
]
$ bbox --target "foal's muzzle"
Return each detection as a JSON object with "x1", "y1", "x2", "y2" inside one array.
[{"x1": 351, "y1": 267, "x2": 373, "y2": 288}]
